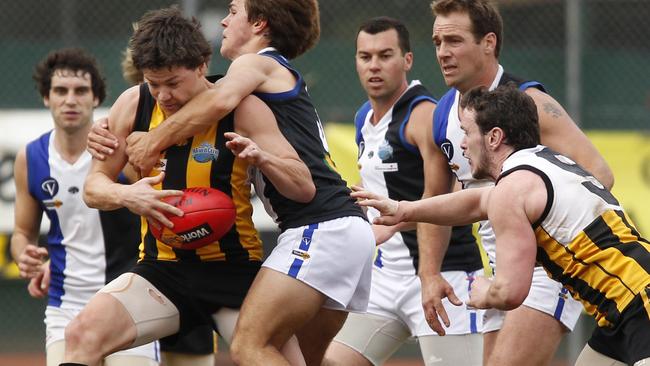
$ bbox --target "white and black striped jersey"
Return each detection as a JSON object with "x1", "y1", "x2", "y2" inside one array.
[{"x1": 356, "y1": 81, "x2": 481, "y2": 275}]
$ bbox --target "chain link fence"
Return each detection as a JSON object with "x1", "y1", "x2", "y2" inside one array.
[
  {"x1": 0, "y1": 0, "x2": 648, "y2": 362},
  {"x1": 0, "y1": 0, "x2": 648, "y2": 128}
]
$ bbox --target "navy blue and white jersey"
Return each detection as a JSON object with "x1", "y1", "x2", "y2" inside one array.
[
  {"x1": 432, "y1": 65, "x2": 545, "y2": 266},
  {"x1": 26, "y1": 130, "x2": 140, "y2": 309},
  {"x1": 252, "y1": 47, "x2": 365, "y2": 231},
  {"x1": 355, "y1": 81, "x2": 481, "y2": 275}
]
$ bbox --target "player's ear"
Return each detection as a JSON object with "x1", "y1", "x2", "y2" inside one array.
[
  {"x1": 483, "y1": 32, "x2": 497, "y2": 56},
  {"x1": 487, "y1": 127, "x2": 504, "y2": 148},
  {"x1": 43, "y1": 96, "x2": 50, "y2": 108},
  {"x1": 403, "y1": 51, "x2": 414, "y2": 72},
  {"x1": 252, "y1": 17, "x2": 267, "y2": 36}
]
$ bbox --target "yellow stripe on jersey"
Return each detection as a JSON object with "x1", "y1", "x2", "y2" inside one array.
[
  {"x1": 230, "y1": 158, "x2": 262, "y2": 261},
  {"x1": 536, "y1": 228, "x2": 610, "y2": 326},
  {"x1": 186, "y1": 124, "x2": 227, "y2": 261},
  {"x1": 537, "y1": 210, "x2": 650, "y2": 327}
]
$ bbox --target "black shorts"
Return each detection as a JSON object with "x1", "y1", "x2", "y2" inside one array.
[
  {"x1": 131, "y1": 259, "x2": 261, "y2": 337},
  {"x1": 160, "y1": 324, "x2": 216, "y2": 355},
  {"x1": 587, "y1": 286, "x2": 650, "y2": 365}
]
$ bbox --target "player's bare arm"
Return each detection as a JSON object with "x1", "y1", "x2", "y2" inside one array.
[
  {"x1": 83, "y1": 86, "x2": 183, "y2": 228},
  {"x1": 406, "y1": 101, "x2": 461, "y2": 335},
  {"x1": 229, "y1": 94, "x2": 316, "y2": 203},
  {"x1": 526, "y1": 87, "x2": 614, "y2": 189},
  {"x1": 10, "y1": 147, "x2": 48, "y2": 280},
  {"x1": 468, "y1": 170, "x2": 542, "y2": 310},
  {"x1": 353, "y1": 185, "x2": 490, "y2": 227},
  {"x1": 127, "y1": 54, "x2": 290, "y2": 174}
]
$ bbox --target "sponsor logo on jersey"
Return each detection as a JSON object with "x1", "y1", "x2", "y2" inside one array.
[
  {"x1": 441, "y1": 140, "x2": 454, "y2": 160},
  {"x1": 177, "y1": 223, "x2": 214, "y2": 243},
  {"x1": 291, "y1": 249, "x2": 310, "y2": 259},
  {"x1": 378, "y1": 139, "x2": 393, "y2": 160},
  {"x1": 41, "y1": 178, "x2": 59, "y2": 197},
  {"x1": 68, "y1": 186, "x2": 79, "y2": 194},
  {"x1": 367, "y1": 150, "x2": 374, "y2": 159},
  {"x1": 375, "y1": 163, "x2": 399, "y2": 172},
  {"x1": 44, "y1": 199, "x2": 63, "y2": 209},
  {"x1": 192, "y1": 143, "x2": 219, "y2": 163},
  {"x1": 300, "y1": 237, "x2": 312, "y2": 249}
]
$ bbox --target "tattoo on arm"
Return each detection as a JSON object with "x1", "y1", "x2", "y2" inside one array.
[{"x1": 543, "y1": 102, "x2": 563, "y2": 118}]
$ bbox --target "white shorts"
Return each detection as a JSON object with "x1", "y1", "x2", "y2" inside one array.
[
  {"x1": 365, "y1": 268, "x2": 482, "y2": 336},
  {"x1": 262, "y1": 216, "x2": 375, "y2": 312},
  {"x1": 44, "y1": 306, "x2": 160, "y2": 360},
  {"x1": 333, "y1": 268, "x2": 483, "y2": 365},
  {"x1": 482, "y1": 266, "x2": 583, "y2": 332}
]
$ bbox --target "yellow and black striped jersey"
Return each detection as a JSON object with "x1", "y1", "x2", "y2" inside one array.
[
  {"x1": 133, "y1": 81, "x2": 262, "y2": 263},
  {"x1": 498, "y1": 145, "x2": 650, "y2": 327}
]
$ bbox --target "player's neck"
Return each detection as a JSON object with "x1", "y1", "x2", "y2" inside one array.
[
  {"x1": 369, "y1": 82, "x2": 409, "y2": 125},
  {"x1": 53, "y1": 122, "x2": 91, "y2": 164},
  {"x1": 490, "y1": 145, "x2": 515, "y2": 180},
  {"x1": 458, "y1": 62, "x2": 499, "y2": 95}
]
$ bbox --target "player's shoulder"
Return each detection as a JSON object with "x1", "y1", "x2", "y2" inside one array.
[{"x1": 114, "y1": 85, "x2": 141, "y2": 109}]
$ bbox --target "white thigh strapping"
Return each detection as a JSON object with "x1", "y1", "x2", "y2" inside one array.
[
  {"x1": 334, "y1": 312, "x2": 411, "y2": 366},
  {"x1": 482, "y1": 266, "x2": 583, "y2": 332},
  {"x1": 262, "y1": 216, "x2": 375, "y2": 312},
  {"x1": 99, "y1": 273, "x2": 179, "y2": 348}
]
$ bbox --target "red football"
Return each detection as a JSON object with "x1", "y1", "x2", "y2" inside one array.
[{"x1": 150, "y1": 187, "x2": 236, "y2": 250}]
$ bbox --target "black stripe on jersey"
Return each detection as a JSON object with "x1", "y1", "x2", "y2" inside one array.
[
  {"x1": 134, "y1": 85, "x2": 160, "y2": 260},
  {"x1": 499, "y1": 72, "x2": 547, "y2": 93},
  {"x1": 134, "y1": 83, "x2": 155, "y2": 132},
  {"x1": 161, "y1": 142, "x2": 201, "y2": 262},
  {"x1": 536, "y1": 246, "x2": 622, "y2": 325},
  {"x1": 585, "y1": 213, "x2": 650, "y2": 277},
  {"x1": 497, "y1": 165, "x2": 554, "y2": 228},
  {"x1": 616, "y1": 211, "x2": 650, "y2": 245},
  {"x1": 142, "y1": 229, "x2": 159, "y2": 260},
  {"x1": 210, "y1": 114, "x2": 249, "y2": 262}
]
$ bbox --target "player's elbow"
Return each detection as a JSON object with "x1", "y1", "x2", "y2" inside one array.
[
  {"x1": 493, "y1": 280, "x2": 528, "y2": 311},
  {"x1": 82, "y1": 174, "x2": 104, "y2": 209},
  {"x1": 294, "y1": 183, "x2": 316, "y2": 203},
  {"x1": 501, "y1": 293, "x2": 526, "y2": 311},
  {"x1": 213, "y1": 88, "x2": 244, "y2": 118}
]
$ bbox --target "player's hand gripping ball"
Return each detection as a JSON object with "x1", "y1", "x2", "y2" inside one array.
[{"x1": 150, "y1": 187, "x2": 236, "y2": 250}]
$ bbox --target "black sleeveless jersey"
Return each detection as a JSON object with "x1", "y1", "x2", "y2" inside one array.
[
  {"x1": 355, "y1": 83, "x2": 481, "y2": 273},
  {"x1": 133, "y1": 79, "x2": 262, "y2": 262},
  {"x1": 253, "y1": 50, "x2": 365, "y2": 231}
]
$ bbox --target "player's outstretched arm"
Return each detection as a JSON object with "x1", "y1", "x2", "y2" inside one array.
[
  {"x1": 229, "y1": 95, "x2": 315, "y2": 203},
  {"x1": 10, "y1": 147, "x2": 48, "y2": 280},
  {"x1": 126, "y1": 54, "x2": 278, "y2": 175},
  {"x1": 352, "y1": 185, "x2": 490, "y2": 227},
  {"x1": 527, "y1": 88, "x2": 614, "y2": 189}
]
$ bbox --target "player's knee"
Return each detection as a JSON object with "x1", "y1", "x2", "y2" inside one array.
[{"x1": 65, "y1": 312, "x2": 104, "y2": 354}]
